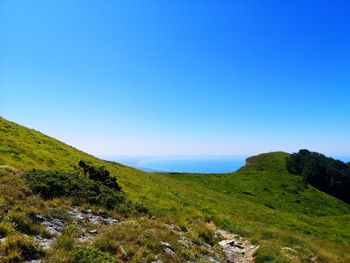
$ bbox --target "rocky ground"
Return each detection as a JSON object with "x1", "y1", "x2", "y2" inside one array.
[
  {"x1": 31, "y1": 207, "x2": 259, "y2": 263},
  {"x1": 31, "y1": 207, "x2": 119, "y2": 251},
  {"x1": 2, "y1": 207, "x2": 259, "y2": 263},
  {"x1": 215, "y1": 228, "x2": 259, "y2": 263}
]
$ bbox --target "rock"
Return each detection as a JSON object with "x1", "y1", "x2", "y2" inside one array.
[
  {"x1": 219, "y1": 239, "x2": 236, "y2": 247},
  {"x1": 89, "y1": 229, "x2": 98, "y2": 234},
  {"x1": 210, "y1": 223, "x2": 259, "y2": 263},
  {"x1": 33, "y1": 208, "x2": 119, "y2": 250},
  {"x1": 160, "y1": 241, "x2": 172, "y2": 249},
  {"x1": 69, "y1": 208, "x2": 86, "y2": 220},
  {"x1": 69, "y1": 207, "x2": 118, "y2": 225},
  {"x1": 150, "y1": 260, "x2": 163, "y2": 263},
  {"x1": 34, "y1": 236, "x2": 53, "y2": 250},
  {"x1": 160, "y1": 241, "x2": 175, "y2": 256},
  {"x1": 42, "y1": 217, "x2": 65, "y2": 236},
  {"x1": 104, "y1": 218, "x2": 119, "y2": 225},
  {"x1": 88, "y1": 214, "x2": 102, "y2": 224},
  {"x1": 33, "y1": 215, "x2": 65, "y2": 250}
]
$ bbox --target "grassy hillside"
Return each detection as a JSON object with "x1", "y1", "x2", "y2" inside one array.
[{"x1": 1, "y1": 116, "x2": 350, "y2": 262}]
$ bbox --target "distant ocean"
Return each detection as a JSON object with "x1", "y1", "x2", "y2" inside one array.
[
  {"x1": 110, "y1": 156, "x2": 247, "y2": 174},
  {"x1": 107, "y1": 154, "x2": 350, "y2": 174}
]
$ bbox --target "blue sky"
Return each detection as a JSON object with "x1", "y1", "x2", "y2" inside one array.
[{"x1": 1, "y1": 1, "x2": 350, "y2": 157}]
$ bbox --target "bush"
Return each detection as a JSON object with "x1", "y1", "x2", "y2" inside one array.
[
  {"x1": 24, "y1": 169, "x2": 125, "y2": 210},
  {"x1": 79, "y1": 161, "x2": 121, "y2": 191},
  {"x1": 67, "y1": 246, "x2": 114, "y2": 263}
]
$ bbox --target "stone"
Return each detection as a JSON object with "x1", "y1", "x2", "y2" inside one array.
[
  {"x1": 34, "y1": 236, "x2": 53, "y2": 250},
  {"x1": 160, "y1": 241, "x2": 175, "y2": 256},
  {"x1": 69, "y1": 207, "x2": 118, "y2": 225},
  {"x1": 42, "y1": 217, "x2": 65, "y2": 236},
  {"x1": 160, "y1": 241, "x2": 172, "y2": 249},
  {"x1": 89, "y1": 229, "x2": 98, "y2": 234}
]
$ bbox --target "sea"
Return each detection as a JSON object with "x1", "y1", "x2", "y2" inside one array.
[
  {"x1": 110, "y1": 156, "x2": 247, "y2": 174},
  {"x1": 108, "y1": 154, "x2": 350, "y2": 174}
]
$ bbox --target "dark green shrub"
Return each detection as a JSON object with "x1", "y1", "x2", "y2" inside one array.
[
  {"x1": 78, "y1": 161, "x2": 121, "y2": 191},
  {"x1": 24, "y1": 169, "x2": 124, "y2": 210},
  {"x1": 67, "y1": 246, "x2": 114, "y2": 263},
  {"x1": 23, "y1": 170, "x2": 71, "y2": 199}
]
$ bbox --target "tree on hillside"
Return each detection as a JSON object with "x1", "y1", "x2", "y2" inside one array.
[{"x1": 286, "y1": 150, "x2": 350, "y2": 203}]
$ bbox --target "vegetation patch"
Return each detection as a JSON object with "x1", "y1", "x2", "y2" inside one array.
[
  {"x1": 23, "y1": 167, "x2": 125, "y2": 210},
  {"x1": 0, "y1": 233, "x2": 43, "y2": 262},
  {"x1": 5, "y1": 210, "x2": 41, "y2": 235},
  {"x1": 67, "y1": 246, "x2": 114, "y2": 263},
  {"x1": 2, "y1": 117, "x2": 350, "y2": 262},
  {"x1": 287, "y1": 149, "x2": 350, "y2": 203}
]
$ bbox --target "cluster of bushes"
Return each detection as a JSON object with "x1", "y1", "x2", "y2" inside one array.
[
  {"x1": 286, "y1": 149, "x2": 350, "y2": 203},
  {"x1": 78, "y1": 161, "x2": 121, "y2": 191},
  {"x1": 67, "y1": 246, "x2": 114, "y2": 263},
  {"x1": 24, "y1": 162, "x2": 125, "y2": 210}
]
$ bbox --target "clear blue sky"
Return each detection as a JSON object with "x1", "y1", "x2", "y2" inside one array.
[{"x1": 1, "y1": 1, "x2": 350, "y2": 157}]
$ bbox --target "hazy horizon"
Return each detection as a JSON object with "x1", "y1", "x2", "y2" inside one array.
[{"x1": 1, "y1": 1, "x2": 350, "y2": 157}]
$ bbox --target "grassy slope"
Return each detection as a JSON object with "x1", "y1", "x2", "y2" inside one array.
[{"x1": 1, "y1": 116, "x2": 350, "y2": 262}]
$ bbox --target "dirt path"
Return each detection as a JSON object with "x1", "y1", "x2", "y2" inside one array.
[{"x1": 207, "y1": 222, "x2": 259, "y2": 263}]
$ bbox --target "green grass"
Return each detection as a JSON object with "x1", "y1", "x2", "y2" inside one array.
[{"x1": 1, "y1": 116, "x2": 350, "y2": 262}]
